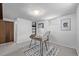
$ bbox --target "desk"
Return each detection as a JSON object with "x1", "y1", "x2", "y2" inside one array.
[{"x1": 29, "y1": 34, "x2": 48, "y2": 56}]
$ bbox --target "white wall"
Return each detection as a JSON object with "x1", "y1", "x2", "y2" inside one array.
[
  {"x1": 49, "y1": 14, "x2": 76, "y2": 48},
  {"x1": 3, "y1": 18, "x2": 14, "y2": 22},
  {"x1": 36, "y1": 20, "x2": 49, "y2": 35},
  {"x1": 77, "y1": 5, "x2": 79, "y2": 47},
  {"x1": 37, "y1": 14, "x2": 76, "y2": 48},
  {"x1": 14, "y1": 18, "x2": 32, "y2": 43},
  {"x1": 76, "y1": 5, "x2": 79, "y2": 55}
]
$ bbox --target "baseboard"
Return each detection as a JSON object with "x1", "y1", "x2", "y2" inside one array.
[{"x1": 51, "y1": 41, "x2": 76, "y2": 49}]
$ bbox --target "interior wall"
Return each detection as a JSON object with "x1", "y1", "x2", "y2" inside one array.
[
  {"x1": 37, "y1": 14, "x2": 76, "y2": 48},
  {"x1": 14, "y1": 18, "x2": 32, "y2": 43},
  {"x1": 3, "y1": 18, "x2": 14, "y2": 22},
  {"x1": 36, "y1": 20, "x2": 49, "y2": 35},
  {"x1": 49, "y1": 14, "x2": 76, "y2": 48},
  {"x1": 76, "y1": 4, "x2": 79, "y2": 55},
  {"x1": 77, "y1": 5, "x2": 79, "y2": 47}
]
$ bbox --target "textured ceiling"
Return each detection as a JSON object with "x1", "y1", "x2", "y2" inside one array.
[{"x1": 3, "y1": 3, "x2": 78, "y2": 21}]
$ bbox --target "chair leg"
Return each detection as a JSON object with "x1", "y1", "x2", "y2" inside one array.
[
  {"x1": 34, "y1": 40, "x2": 36, "y2": 45},
  {"x1": 40, "y1": 41, "x2": 43, "y2": 56},
  {"x1": 29, "y1": 39, "x2": 32, "y2": 48},
  {"x1": 45, "y1": 41, "x2": 48, "y2": 51}
]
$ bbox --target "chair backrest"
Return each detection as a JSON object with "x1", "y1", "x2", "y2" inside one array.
[
  {"x1": 43, "y1": 31, "x2": 50, "y2": 41},
  {"x1": 30, "y1": 34, "x2": 36, "y2": 39}
]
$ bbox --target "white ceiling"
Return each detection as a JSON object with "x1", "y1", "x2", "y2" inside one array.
[{"x1": 3, "y1": 3, "x2": 78, "y2": 21}]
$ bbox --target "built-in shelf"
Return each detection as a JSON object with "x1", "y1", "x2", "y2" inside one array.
[{"x1": 32, "y1": 22, "x2": 36, "y2": 34}]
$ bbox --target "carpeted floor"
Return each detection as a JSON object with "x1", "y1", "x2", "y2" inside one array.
[
  {"x1": 24, "y1": 45, "x2": 59, "y2": 56},
  {"x1": 6, "y1": 43, "x2": 59, "y2": 56},
  {"x1": 0, "y1": 42, "x2": 77, "y2": 56}
]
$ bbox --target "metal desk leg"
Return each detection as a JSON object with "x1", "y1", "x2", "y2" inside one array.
[
  {"x1": 34, "y1": 40, "x2": 36, "y2": 45},
  {"x1": 40, "y1": 41, "x2": 43, "y2": 56},
  {"x1": 45, "y1": 41, "x2": 48, "y2": 51},
  {"x1": 29, "y1": 39, "x2": 32, "y2": 48}
]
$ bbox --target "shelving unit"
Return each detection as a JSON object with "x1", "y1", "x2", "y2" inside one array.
[{"x1": 32, "y1": 22, "x2": 36, "y2": 34}]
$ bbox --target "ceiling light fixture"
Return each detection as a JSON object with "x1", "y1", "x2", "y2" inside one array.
[{"x1": 33, "y1": 10, "x2": 40, "y2": 16}]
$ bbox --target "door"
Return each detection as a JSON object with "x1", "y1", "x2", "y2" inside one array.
[
  {"x1": 0, "y1": 21, "x2": 5, "y2": 44},
  {"x1": 5, "y1": 22, "x2": 14, "y2": 42}
]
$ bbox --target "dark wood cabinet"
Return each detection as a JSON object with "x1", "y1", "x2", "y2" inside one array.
[
  {"x1": 0, "y1": 3, "x2": 14, "y2": 44},
  {"x1": 0, "y1": 21, "x2": 14, "y2": 44},
  {"x1": 0, "y1": 3, "x2": 3, "y2": 19},
  {"x1": 5, "y1": 21, "x2": 14, "y2": 42},
  {"x1": 0, "y1": 21, "x2": 5, "y2": 44}
]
